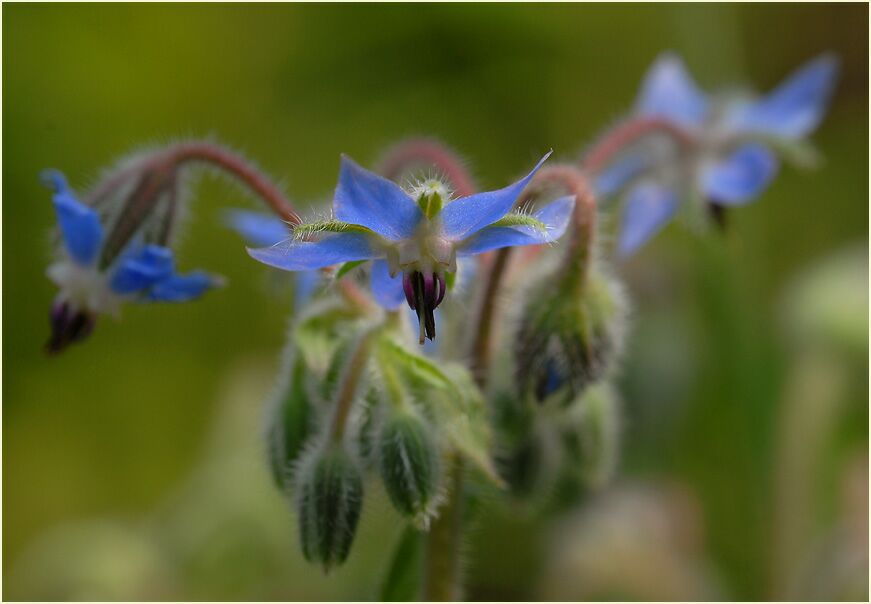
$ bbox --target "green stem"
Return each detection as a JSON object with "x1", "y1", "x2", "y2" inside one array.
[{"x1": 423, "y1": 455, "x2": 465, "y2": 601}]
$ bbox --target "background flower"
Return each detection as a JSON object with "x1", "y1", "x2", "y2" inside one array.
[{"x1": 599, "y1": 52, "x2": 839, "y2": 256}]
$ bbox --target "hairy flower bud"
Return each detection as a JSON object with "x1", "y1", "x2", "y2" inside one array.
[
  {"x1": 491, "y1": 392, "x2": 560, "y2": 500},
  {"x1": 559, "y1": 383, "x2": 621, "y2": 491},
  {"x1": 378, "y1": 410, "x2": 441, "y2": 523},
  {"x1": 514, "y1": 269, "x2": 626, "y2": 404},
  {"x1": 266, "y1": 355, "x2": 314, "y2": 489},
  {"x1": 296, "y1": 444, "x2": 364, "y2": 572}
]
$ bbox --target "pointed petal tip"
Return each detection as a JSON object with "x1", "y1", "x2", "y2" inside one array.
[{"x1": 40, "y1": 169, "x2": 69, "y2": 193}]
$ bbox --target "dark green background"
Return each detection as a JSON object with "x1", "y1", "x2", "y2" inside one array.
[{"x1": 4, "y1": 3, "x2": 868, "y2": 600}]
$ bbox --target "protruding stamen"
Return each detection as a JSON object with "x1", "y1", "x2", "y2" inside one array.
[
  {"x1": 403, "y1": 270, "x2": 440, "y2": 344},
  {"x1": 46, "y1": 301, "x2": 96, "y2": 355}
]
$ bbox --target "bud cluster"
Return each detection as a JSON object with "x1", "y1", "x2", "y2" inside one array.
[{"x1": 263, "y1": 292, "x2": 494, "y2": 570}]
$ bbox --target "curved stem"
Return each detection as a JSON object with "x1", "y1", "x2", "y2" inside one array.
[
  {"x1": 469, "y1": 248, "x2": 512, "y2": 386},
  {"x1": 530, "y1": 165, "x2": 598, "y2": 283},
  {"x1": 379, "y1": 139, "x2": 477, "y2": 198},
  {"x1": 168, "y1": 142, "x2": 302, "y2": 225},
  {"x1": 581, "y1": 115, "x2": 694, "y2": 175}
]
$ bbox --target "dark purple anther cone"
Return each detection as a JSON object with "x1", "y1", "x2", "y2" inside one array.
[
  {"x1": 402, "y1": 271, "x2": 446, "y2": 344},
  {"x1": 46, "y1": 301, "x2": 96, "y2": 355}
]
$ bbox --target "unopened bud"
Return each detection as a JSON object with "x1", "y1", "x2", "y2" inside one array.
[
  {"x1": 491, "y1": 392, "x2": 560, "y2": 500},
  {"x1": 267, "y1": 355, "x2": 314, "y2": 489},
  {"x1": 296, "y1": 444, "x2": 364, "y2": 572},
  {"x1": 378, "y1": 410, "x2": 441, "y2": 523},
  {"x1": 559, "y1": 383, "x2": 620, "y2": 490},
  {"x1": 515, "y1": 269, "x2": 626, "y2": 404}
]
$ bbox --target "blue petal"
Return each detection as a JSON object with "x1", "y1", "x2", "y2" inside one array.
[
  {"x1": 618, "y1": 183, "x2": 679, "y2": 257},
  {"x1": 726, "y1": 54, "x2": 839, "y2": 139},
  {"x1": 248, "y1": 232, "x2": 381, "y2": 271},
  {"x1": 223, "y1": 209, "x2": 291, "y2": 247},
  {"x1": 595, "y1": 153, "x2": 649, "y2": 197},
  {"x1": 440, "y1": 151, "x2": 552, "y2": 240},
  {"x1": 458, "y1": 194, "x2": 574, "y2": 256},
  {"x1": 701, "y1": 143, "x2": 778, "y2": 206},
  {"x1": 636, "y1": 54, "x2": 708, "y2": 127},
  {"x1": 334, "y1": 155, "x2": 423, "y2": 241},
  {"x1": 42, "y1": 169, "x2": 104, "y2": 265},
  {"x1": 148, "y1": 271, "x2": 215, "y2": 302},
  {"x1": 109, "y1": 244, "x2": 175, "y2": 294},
  {"x1": 370, "y1": 259, "x2": 405, "y2": 309}
]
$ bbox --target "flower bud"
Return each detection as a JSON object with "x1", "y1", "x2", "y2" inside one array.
[
  {"x1": 559, "y1": 383, "x2": 621, "y2": 491},
  {"x1": 491, "y1": 391, "x2": 560, "y2": 500},
  {"x1": 514, "y1": 269, "x2": 626, "y2": 405},
  {"x1": 296, "y1": 444, "x2": 364, "y2": 571},
  {"x1": 266, "y1": 355, "x2": 313, "y2": 489},
  {"x1": 378, "y1": 410, "x2": 441, "y2": 523}
]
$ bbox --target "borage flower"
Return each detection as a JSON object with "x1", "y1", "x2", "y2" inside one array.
[
  {"x1": 223, "y1": 208, "x2": 320, "y2": 305},
  {"x1": 596, "y1": 53, "x2": 838, "y2": 255},
  {"x1": 43, "y1": 170, "x2": 219, "y2": 353},
  {"x1": 247, "y1": 152, "x2": 575, "y2": 343}
]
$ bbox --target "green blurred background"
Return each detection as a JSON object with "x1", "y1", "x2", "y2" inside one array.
[{"x1": 3, "y1": 3, "x2": 868, "y2": 601}]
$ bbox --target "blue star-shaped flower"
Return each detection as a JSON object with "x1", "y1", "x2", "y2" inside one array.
[
  {"x1": 246, "y1": 152, "x2": 575, "y2": 342},
  {"x1": 596, "y1": 53, "x2": 839, "y2": 256},
  {"x1": 43, "y1": 170, "x2": 219, "y2": 352}
]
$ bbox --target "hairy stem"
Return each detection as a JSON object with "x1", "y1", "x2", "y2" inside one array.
[
  {"x1": 423, "y1": 455, "x2": 465, "y2": 601},
  {"x1": 531, "y1": 164, "x2": 598, "y2": 283},
  {"x1": 379, "y1": 139, "x2": 476, "y2": 198},
  {"x1": 469, "y1": 248, "x2": 513, "y2": 385},
  {"x1": 169, "y1": 142, "x2": 302, "y2": 225},
  {"x1": 581, "y1": 115, "x2": 694, "y2": 174}
]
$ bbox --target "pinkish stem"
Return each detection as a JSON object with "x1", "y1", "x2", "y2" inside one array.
[
  {"x1": 378, "y1": 139, "x2": 476, "y2": 198},
  {"x1": 581, "y1": 115, "x2": 694, "y2": 175}
]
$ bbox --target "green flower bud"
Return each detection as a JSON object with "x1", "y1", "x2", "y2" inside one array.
[
  {"x1": 491, "y1": 391, "x2": 560, "y2": 500},
  {"x1": 296, "y1": 444, "x2": 364, "y2": 571},
  {"x1": 267, "y1": 355, "x2": 314, "y2": 489},
  {"x1": 378, "y1": 410, "x2": 441, "y2": 524},
  {"x1": 559, "y1": 383, "x2": 621, "y2": 491},
  {"x1": 515, "y1": 268, "x2": 626, "y2": 405}
]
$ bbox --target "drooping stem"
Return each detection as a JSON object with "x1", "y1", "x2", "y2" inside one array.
[
  {"x1": 469, "y1": 248, "x2": 513, "y2": 385},
  {"x1": 379, "y1": 139, "x2": 477, "y2": 198},
  {"x1": 423, "y1": 455, "x2": 465, "y2": 601},
  {"x1": 531, "y1": 165, "x2": 598, "y2": 283},
  {"x1": 168, "y1": 142, "x2": 302, "y2": 225},
  {"x1": 91, "y1": 141, "x2": 303, "y2": 266},
  {"x1": 581, "y1": 115, "x2": 694, "y2": 174}
]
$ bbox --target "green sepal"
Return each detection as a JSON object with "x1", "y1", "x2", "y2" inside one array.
[
  {"x1": 417, "y1": 190, "x2": 444, "y2": 218},
  {"x1": 293, "y1": 219, "x2": 375, "y2": 240},
  {"x1": 489, "y1": 211, "x2": 547, "y2": 231},
  {"x1": 335, "y1": 260, "x2": 366, "y2": 280}
]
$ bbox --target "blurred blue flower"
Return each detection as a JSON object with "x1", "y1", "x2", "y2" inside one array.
[
  {"x1": 248, "y1": 152, "x2": 575, "y2": 342},
  {"x1": 223, "y1": 209, "x2": 319, "y2": 304},
  {"x1": 600, "y1": 53, "x2": 839, "y2": 256},
  {"x1": 43, "y1": 170, "x2": 219, "y2": 353}
]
